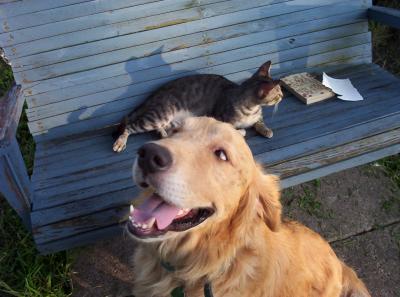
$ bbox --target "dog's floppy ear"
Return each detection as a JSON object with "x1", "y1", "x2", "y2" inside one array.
[{"x1": 255, "y1": 171, "x2": 282, "y2": 231}]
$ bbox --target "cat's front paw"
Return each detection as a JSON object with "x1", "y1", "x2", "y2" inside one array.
[
  {"x1": 113, "y1": 135, "x2": 128, "y2": 152},
  {"x1": 237, "y1": 129, "x2": 246, "y2": 137}
]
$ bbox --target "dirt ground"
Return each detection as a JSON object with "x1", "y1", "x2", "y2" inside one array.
[{"x1": 70, "y1": 164, "x2": 400, "y2": 297}]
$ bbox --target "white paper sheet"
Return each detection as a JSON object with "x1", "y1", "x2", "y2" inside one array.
[{"x1": 322, "y1": 73, "x2": 364, "y2": 101}]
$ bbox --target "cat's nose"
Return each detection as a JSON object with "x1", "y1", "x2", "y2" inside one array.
[{"x1": 137, "y1": 143, "x2": 173, "y2": 174}]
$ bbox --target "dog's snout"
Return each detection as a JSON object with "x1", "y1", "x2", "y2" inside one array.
[{"x1": 137, "y1": 143, "x2": 172, "y2": 174}]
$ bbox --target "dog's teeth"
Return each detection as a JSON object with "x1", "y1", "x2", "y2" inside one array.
[
  {"x1": 129, "y1": 216, "x2": 133, "y2": 221},
  {"x1": 142, "y1": 223, "x2": 148, "y2": 229},
  {"x1": 178, "y1": 210, "x2": 184, "y2": 216},
  {"x1": 145, "y1": 217, "x2": 156, "y2": 228},
  {"x1": 130, "y1": 205, "x2": 134, "y2": 213}
]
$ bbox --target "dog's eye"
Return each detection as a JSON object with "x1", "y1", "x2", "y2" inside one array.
[{"x1": 214, "y1": 149, "x2": 228, "y2": 161}]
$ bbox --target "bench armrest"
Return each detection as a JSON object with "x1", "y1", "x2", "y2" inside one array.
[
  {"x1": 0, "y1": 84, "x2": 23, "y2": 145},
  {"x1": 368, "y1": 6, "x2": 400, "y2": 29},
  {"x1": 0, "y1": 84, "x2": 32, "y2": 229}
]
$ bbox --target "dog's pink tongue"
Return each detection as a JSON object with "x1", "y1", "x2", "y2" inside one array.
[{"x1": 132, "y1": 194, "x2": 181, "y2": 230}]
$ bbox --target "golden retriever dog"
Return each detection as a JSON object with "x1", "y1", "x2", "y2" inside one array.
[{"x1": 127, "y1": 117, "x2": 371, "y2": 297}]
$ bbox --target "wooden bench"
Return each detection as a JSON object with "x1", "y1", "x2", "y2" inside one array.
[{"x1": 1, "y1": 0, "x2": 399, "y2": 254}]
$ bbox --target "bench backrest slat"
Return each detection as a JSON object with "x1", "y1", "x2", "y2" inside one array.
[{"x1": 0, "y1": 0, "x2": 372, "y2": 141}]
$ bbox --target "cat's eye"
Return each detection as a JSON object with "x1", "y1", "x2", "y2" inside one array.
[{"x1": 214, "y1": 149, "x2": 228, "y2": 161}]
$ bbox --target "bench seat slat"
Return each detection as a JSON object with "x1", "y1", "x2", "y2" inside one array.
[
  {"x1": 31, "y1": 64, "x2": 378, "y2": 160},
  {"x1": 33, "y1": 128, "x2": 397, "y2": 258},
  {"x1": 31, "y1": 64, "x2": 392, "y2": 172},
  {"x1": 268, "y1": 129, "x2": 400, "y2": 178},
  {"x1": 31, "y1": 73, "x2": 399, "y2": 186},
  {"x1": 30, "y1": 65, "x2": 400, "y2": 214},
  {"x1": 32, "y1": 112, "x2": 400, "y2": 214},
  {"x1": 31, "y1": 127, "x2": 400, "y2": 247},
  {"x1": 32, "y1": 115, "x2": 400, "y2": 224}
]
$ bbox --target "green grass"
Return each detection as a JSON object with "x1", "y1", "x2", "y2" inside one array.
[
  {"x1": 0, "y1": 60, "x2": 13, "y2": 97},
  {"x1": 0, "y1": 199, "x2": 73, "y2": 297},
  {"x1": 297, "y1": 186, "x2": 333, "y2": 219},
  {"x1": 297, "y1": 187, "x2": 322, "y2": 216},
  {"x1": 16, "y1": 105, "x2": 35, "y2": 176},
  {"x1": 0, "y1": 0, "x2": 399, "y2": 296}
]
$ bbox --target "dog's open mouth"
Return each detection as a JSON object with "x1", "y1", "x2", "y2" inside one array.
[{"x1": 127, "y1": 193, "x2": 214, "y2": 238}]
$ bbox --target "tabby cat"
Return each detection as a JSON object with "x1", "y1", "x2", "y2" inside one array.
[{"x1": 113, "y1": 60, "x2": 283, "y2": 152}]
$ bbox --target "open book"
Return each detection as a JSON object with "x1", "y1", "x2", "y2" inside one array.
[{"x1": 281, "y1": 73, "x2": 335, "y2": 105}]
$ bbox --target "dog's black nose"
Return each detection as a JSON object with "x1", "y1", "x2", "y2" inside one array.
[{"x1": 137, "y1": 143, "x2": 172, "y2": 174}]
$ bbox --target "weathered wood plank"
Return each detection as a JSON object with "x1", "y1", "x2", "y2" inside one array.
[
  {"x1": 14, "y1": 6, "x2": 366, "y2": 83},
  {"x1": 28, "y1": 64, "x2": 376, "y2": 164},
  {"x1": 32, "y1": 183, "x2": 138, "y2": 225},
  {"x1": 27, "y1": 36, "x2": 371, "y2": 133},
  {"x1": 0, "y1": 0, "x2": 90, "y2": 19},
  {"x1": 0, "y1": 138, "x2": 32, "y2": 228},
  {"x1": 250, "y1": 86, "x2": 400, "y2": 155},
  {"x1": 256, "y1": 113, "x2": 400, "y2": 167},
  {"x1": 33, "y1": 113, "x2": 400, "y2": 216},
  {"x1": 20, "y1": 15, "x2": 368, "y2": 86},
  {"x1": 26, "y1": 21, "x2": 369, "y2": 120},
  {"x1": 0, "y1": 0, "x2": 268, "y2": 46},
  {"x1": 17, "y1": 2, "x2": 362, "y2": 78},
  {"x1": 32, "y1": 205, "x2": 129, "y2": 244},
  {"x1": 4, "y1": 0, "x2": 307, "y2": 61},
  {"x1": 31, "y1": 64, "x2": 376, "y2": 159},
  {"x1": 4, "y1": 0, "x2": 364, "y2": 63},
  {"x1": 0, "y1": 84, "x2": 23, "y2": 144},
  {"x1": 32, "y1": 64, "x2": 387, "y2": 169},
  {"x1": 31, "y1": 81, "x2": 400, "y2": 187},
  {"x1": 280, "y1": 143, "x2": 400, "y2": 189},
  {"x1": 267, "y1": 128, "x2": 400, "y2": 178},
  {"x1": 368, "y1": 5, "x2": 400, "y2": 30},
  {"x1": 31, "y1": 69, "x2": 398, "y2": 184},
  {"x1": 21, "y1": 4, "x2": 368, "y2": 98},
  {"x1": 31, "y1": 131, "x2": 400, "y2": 244},
  {"x1": 33, "y1": 160, "x2": 133, "y2": 197},
  {"x1": 0, "y1": 0, "x2": 171, "y2": 35},
  {"x1": 36, "y1": 224, "x2": 123, "y2": 255},
  {"x1": 30, "y1": 52, "x2": 373, "y2": 142}
]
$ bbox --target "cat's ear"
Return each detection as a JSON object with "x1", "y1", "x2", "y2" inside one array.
[
  {"x1": 254, "y1": 61, "x2": 272, "y2": 78},
  {"x1": 257, "y1": 80, "x2": 280, "y2": 98}
]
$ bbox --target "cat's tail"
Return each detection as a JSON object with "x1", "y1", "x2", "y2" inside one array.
[{"x1": 340, "y1": 262, "x2": 370, "y2": 297}]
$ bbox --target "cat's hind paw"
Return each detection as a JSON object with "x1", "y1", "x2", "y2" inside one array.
[
  {"x1": 157, "y1": 127, "x2": 169, "y2": 138},
  {"x1": 113, "y1": 135, "x2": 128, "y2": 152},
  {"x1": 262, "y1": 128, "x2": 273, "y2": 138}
]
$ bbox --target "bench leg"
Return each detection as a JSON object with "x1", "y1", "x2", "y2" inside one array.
[{"x1": 0, "y1": 136, "x2": 32, "y2": 229}]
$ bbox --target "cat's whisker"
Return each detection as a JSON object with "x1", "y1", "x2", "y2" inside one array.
[{"x1": 272, "y1": 102, "x2": 279, "y2": 118}]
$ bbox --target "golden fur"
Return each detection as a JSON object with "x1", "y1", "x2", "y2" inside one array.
[{"x1": 130, "y1": 117, "x2": 370, "y2": 297}]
